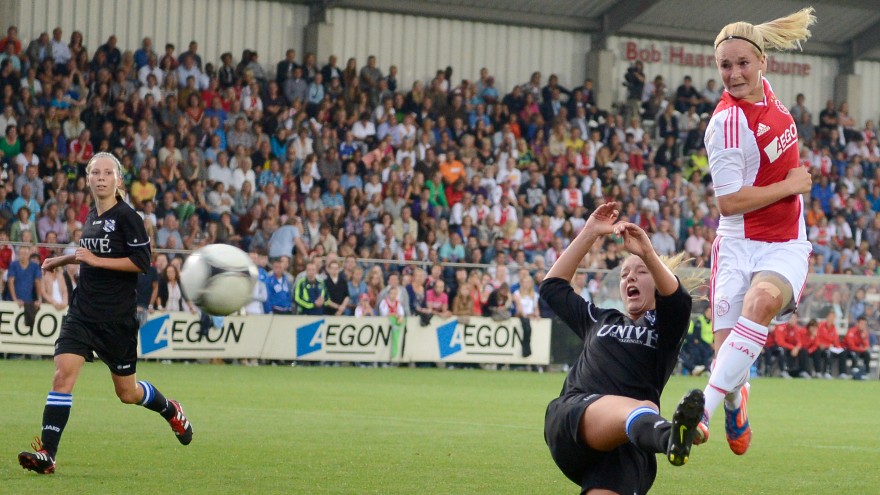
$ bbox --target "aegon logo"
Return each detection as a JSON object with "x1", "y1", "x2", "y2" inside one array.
[
  {"x1": 0, "y1": 310, "x2": 62, "y2": 348},
  {"x1": 763, "y1": 122, "x2": 798, "y2": 163},
  {"x1": 295, "y1": 319, "x2": 399, "y2": 357},
  {"x1": 140, "y1": 314, "x2": 244, "y2": 354},
  {"x1": 436, "y1": 320, "x2": 526, "y2": 359}
]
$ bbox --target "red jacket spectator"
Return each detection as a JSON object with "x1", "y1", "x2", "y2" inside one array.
[
  {"x1": 799, "y1": 325, "x2": 819, "y2": 354},
  {"x1": 772, "y1": 322, "x2": 801, "y2": 351},
  {"x1": 816, "y1": 319, "x2": 841, "y2": 349},
  {"x1": 0, "y1": 240, "x2": 12, "y2": 270},
  {"x1": 445, "y1": 185, "x2": 463, "y2": 207},
  {"x1": 844, "y1": 325, "x2": 870, "y2": 353}
]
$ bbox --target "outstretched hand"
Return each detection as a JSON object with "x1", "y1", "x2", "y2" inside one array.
[
  {"x1": 613, "y1": 222, "x2": 653, "y2": 258},
  {"x1": 582, "y1": 202, "x2": 620, "y2": 237}
]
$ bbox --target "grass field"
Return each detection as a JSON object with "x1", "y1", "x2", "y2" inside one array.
[{"x1": 1, "y1": 360, "x2": 878, "y2": 494}]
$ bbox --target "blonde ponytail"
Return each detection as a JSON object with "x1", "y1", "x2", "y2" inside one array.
[
  {"x1": 715, "y1": 7, "x2": 816, "y2": 55},
  {"x1": 660, "y1": 252, "x2": 706, "y2": 299}
]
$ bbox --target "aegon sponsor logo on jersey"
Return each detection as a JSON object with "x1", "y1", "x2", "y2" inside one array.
[
  {"x1": 295, "y1": 319, "x2": 399, "y2": 357},
  {"x1": 596, "y1": 324, "x2": 659, "y2": 348},
  {"x1": 763, "y1": 122, "x2": 798, "y2": 163},
  {"x1": 80, "y1": 237, "x2": 112, "y2": 253}
]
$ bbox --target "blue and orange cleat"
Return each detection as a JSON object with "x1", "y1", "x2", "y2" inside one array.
[{"x1": 724, "y1": 383, "x2": 751, "y2": 455}]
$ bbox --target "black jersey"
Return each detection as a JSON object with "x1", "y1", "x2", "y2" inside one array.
[
  {"x1": 540, "y1": 277, "x2": 691, "y2": 407},
  {"x1": 71, "y1": 200, "x2": 151, "y2": 321}
]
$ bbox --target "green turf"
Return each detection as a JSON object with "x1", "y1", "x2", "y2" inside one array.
[{"x1": 1, "y1": 360, "x2": 878, "y2": 494}]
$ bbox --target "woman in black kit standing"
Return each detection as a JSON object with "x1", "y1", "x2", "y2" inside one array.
[
  {"x1": 540, "y1": 201, "x2": 703, "y2": 495},
  {"x1": 18, "y1": 152, "x2": 193, "y2": 475}
]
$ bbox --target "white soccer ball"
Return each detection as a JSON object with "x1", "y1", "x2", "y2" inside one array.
[{"x1": 180, "y1": 244, "x2": 258, "y2": 316}]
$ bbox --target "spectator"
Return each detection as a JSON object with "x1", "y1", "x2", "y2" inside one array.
[
  {"x1": 283, "y1": 66, "x2": 308, "y2": 105},
  {"x1": 8, "y1": 244, "x2": 43, "y2": 308},
  {"x1": 681, "y1": 306, "x2": 714, "y2": 376},
  {"x1": 816, "y1": 311, "x2": 847, "y2": 378},
  {"x1": 156, "y1": 265, "x2": 193, "y2": 312},
  {"x1": 483, "y1": 282, "x2": 511, "y2": 320},
  {"x1": 266, "y1": 258, "x2": 294, "y2": 314},
  {"x1": 347, "y1": 266, "x2": 368, "y2": 315},
  {"x1": 378, "y1": 285, "x2": 405, "y2": 317},
  {"x1": 650, "y1": 220, "x2": 677, "y2": 256},
  {"x1": 156, "y1": 214, "x2": 184, "y2": 250},
  {"x1": 772, "y1": 319, "x2": 805, "y2": 379},
  {"x1": 799, "y1": 319, "x2": 822, "y2": 378},
  {"x1": 322, "y1": 259, "x2": 349, "y2": 316},
  {"x1": 354, "y1": 293, "x2": 374, "y2": 317},
  {"x1": 294, "y1": 261, "x2": 326, "y2": 315},
  {"x1": 425, "y1": 279, "x2": 452, "y2": 318},
  {"x1": 843, "y1": 316, "x2": 871, "y2": 378},
  {"x1": 451, "y1": 281, "x2": 475, "y2": 316}
]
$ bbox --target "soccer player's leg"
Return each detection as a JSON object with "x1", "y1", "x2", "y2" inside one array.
[
  {"x1": 101, "y1": 318, "x2": 193, "y2": 445},
  {"x1": 711, "y1": 272, "x2": 791, "y2": 454},
  {"x1": 111, "y1": 372, "x2": 194, "y2": 445},
  {"x1": 19, "y1": 353, "x2": 86, "y2": 474},
  {"x1": 577, "y1": 393, "x2": 704, "y2": 465}
]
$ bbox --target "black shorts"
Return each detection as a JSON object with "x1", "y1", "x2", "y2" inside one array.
[
  {"x1": 545, "y1": 393, "x2": 657, "y2": 495},
  {"x1": 55, "y1": 313, "x2": 140, "y2": 376}
]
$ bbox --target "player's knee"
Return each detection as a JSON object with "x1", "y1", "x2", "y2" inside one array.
[
  {"x1": 51, "y1": 370, "x2": 76, "y2": 393},
  {"x1": 635, "y1": 400, "x2": 657, "y2": 412},
  {"x1": 742, "y1": 287, "x2": 784, "y2": 322},
  {"x1": 116, "y1": 388, "x2": 141, "y2": 404}
]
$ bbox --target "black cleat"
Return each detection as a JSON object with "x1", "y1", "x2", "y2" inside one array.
[
  {"x1": 167, "y1": 400, "x2": 193, "y2": 445},
  {"x1": 18, "y1": 438, "x2": 56, "y2": 474},
  {"x1": 667, "y1": 389, "x2": 705, "y2": 466}
]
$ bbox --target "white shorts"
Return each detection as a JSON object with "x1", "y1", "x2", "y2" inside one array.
[{"x1": 710, "y1": 236, "x2": 811, "y2": 331}]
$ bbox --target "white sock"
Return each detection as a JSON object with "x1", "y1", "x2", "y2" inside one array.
[{"x1": 704, "y1": 317, "x2": 767, "y2": 420}]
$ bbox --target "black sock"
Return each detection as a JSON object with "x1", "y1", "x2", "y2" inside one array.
[
  {"x1": 138, "y1": 381, "x2": 175, "y2": 420},
  {"x1": 41, "y1": 392, "x2": 73, "y2": 458},
  {"x1": 626, "y1": 408, "x2": 670, "y2": 454}
]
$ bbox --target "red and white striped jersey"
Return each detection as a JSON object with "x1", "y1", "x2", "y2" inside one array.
[{"x1": 706, "y1": 79, "x2": 806, "y2": 242}]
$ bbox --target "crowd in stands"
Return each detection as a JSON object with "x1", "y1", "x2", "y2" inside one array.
[{"x1": 0, "y1": 26, "x2": 877, "y2": 367}]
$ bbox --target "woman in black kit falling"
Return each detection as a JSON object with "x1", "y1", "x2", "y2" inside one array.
[{"x1": 540, "y1": 202, "x2": 704, "y2": 495}]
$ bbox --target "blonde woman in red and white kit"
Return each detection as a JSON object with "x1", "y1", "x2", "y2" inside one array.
[{"x1": 697, "y1": 8, "x2": 816, "y2": 455}]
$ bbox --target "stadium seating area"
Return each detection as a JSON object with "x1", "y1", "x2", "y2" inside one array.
[{"x1": 0, "y1": 25, "x2": 877, "y2": 371}]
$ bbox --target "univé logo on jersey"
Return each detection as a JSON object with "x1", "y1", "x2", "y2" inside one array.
[
  {"x1": 435, "y1": 319, "x2": 528, "y2": 359},
  {"x1": 139, "y1": 314, "x2": 244, "y2": 355},
  {"x1": 763, "y1": 122, "x2": 798, "y2": 163},
  {"x1": 294, "y1": 318, "x2": 404, "y2": 358}
]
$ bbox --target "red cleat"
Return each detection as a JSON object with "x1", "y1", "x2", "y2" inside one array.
[{"x1": 18, "y1": 438, "x2": 56, "y2": 474}]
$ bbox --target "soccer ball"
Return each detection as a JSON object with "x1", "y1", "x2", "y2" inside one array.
[{"x1": 180, "y1": 244, "x2": 258, "y2": 316}]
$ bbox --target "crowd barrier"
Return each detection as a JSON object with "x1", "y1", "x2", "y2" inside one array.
[{"x1": 0, "y1": 302, "x2": 551, "y2": 365}]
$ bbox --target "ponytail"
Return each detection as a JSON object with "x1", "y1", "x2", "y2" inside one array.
[
  {"x1": 659, "y1": 252, "x2": 706, "y2": 299},
  {"x1": 714, "y1": 7, "x2": 816, "y2": 55}
]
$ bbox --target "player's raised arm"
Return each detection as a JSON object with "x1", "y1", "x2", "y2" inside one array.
[{"x1": 545, "y1": 202, "x2": 618, "y2": 283}]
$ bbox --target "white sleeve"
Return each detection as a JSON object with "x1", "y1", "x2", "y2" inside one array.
[{"x1": 705, "y1": 108, "x2": 748, "y2": 197}]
